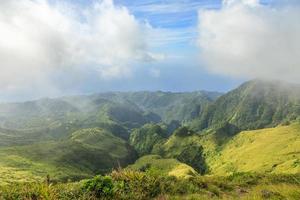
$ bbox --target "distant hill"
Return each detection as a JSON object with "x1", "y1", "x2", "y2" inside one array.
[
  {"x1": 0, "y1": 80, "x2": 300, "y2": 184},
  {"x1": 0, "y1": 91, "x2": 219, "y2": 181},
  {"x1": 0, "y1": 91, "x2": 219, "y2": 143},
  {"x1": 192, "y1": 79, "x2": 300, "y2": 132},
  {"x1": 119, "y1": 91, "x2": 221, "y2": 123}
]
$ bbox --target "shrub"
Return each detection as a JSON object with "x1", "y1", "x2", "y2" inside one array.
[
  {"x1": 82, "y1": 175, "x2": 114, "y2": 198},
  {"x1": 111, "y1": 169, "x2": 161, "y2": 199}
]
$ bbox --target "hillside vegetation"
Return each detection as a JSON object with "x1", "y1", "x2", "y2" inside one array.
[
  {"x1": 193, "y1": 80, "x2": 300, "y2": 132},
  {"x1": 207, "y1": 123, "x2": 300, "y2": 175},
  {"x1": 1, "y1": 170, "x2": 299, "y2": 200},
  {"x1": 128, "y1": 155, "x2": 198, "y2": 179},
  {"x1": 129, "y1": 124, "x2": 168, "y2": 156},
  {"x1": 0, "y1": 80, "x2": 300, "y2": 199},
  {"x1": 0, "y1": 128, "x2": 136, "y2": 184}
]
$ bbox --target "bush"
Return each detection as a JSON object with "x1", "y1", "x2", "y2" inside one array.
[
  {"x1": 82, "y1": 175, "x2": 114, "y2": 198},
  {"x1": 2, "y1": 171, "x2": 300, "y2": 199},
  {"x1": 111, "y1": 169, "x2": 161, "y2": 199}
]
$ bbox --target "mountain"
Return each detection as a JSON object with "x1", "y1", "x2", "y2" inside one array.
[
  {"x1": 137, "y1": 80, "x2": 300, "y2": 175},
  {"x1": 0, "y1": 95, "x2": 159, "y2": 140},
  {"x1": 206, "y1": 122, "x2": 300, "y2": 174},
  {"x1": 0, "y1": 91, "x2": 218, "y2": 143},
  {"x1": 0, "y1": 80, "x2": 300, "y2": 199},
  {"x1": 0, "y1": 128, "x2": 136, "y2": 184},
  {"x1": 192, "y1": 79, "x2": 300, "y2": 132},
  {"x1": 120, "y1": 91, "x2": 221, "y2": 123},
  {"x1": 129, "y1": 124, "x2": 168, "y2": 156},
  {"x1": 0, "y1": 91, "x2": 218, "y2": 182}
]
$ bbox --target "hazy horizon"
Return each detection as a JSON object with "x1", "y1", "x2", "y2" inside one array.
[{"x1": 1, "y1": 0, "x2": 299, "y2": 102}]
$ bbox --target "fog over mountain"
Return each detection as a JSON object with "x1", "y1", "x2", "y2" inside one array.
[{"x1": 0, "y1": 1, "x2": 300, "y2": 199}]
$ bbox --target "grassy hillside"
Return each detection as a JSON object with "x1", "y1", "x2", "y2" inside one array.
[
  {"x1": 0, "y1": 128, "x2": 136, "y2": 184},
  {"x1": 158, "y1": 133, "x2": 208, "y2": 174},
  {"x1": 207, "y1": 123, "x2": 300, "y2": 175},
  {"x1": 152, "y1": 122, "x2": 300, "y2": 175},
  {"x1": 128, "y1": 155, "x2": 197, "y2": 179},
  {"x1": 1, "y1": 170, "x2": 299, "y2": 200},
  {"x1": 0, "y1": 80, "x2": 300, "y2": 199}
]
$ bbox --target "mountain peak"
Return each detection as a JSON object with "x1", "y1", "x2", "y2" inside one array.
[{"x1": 194, "y1": 79, "x2": 300, "y2": 132}]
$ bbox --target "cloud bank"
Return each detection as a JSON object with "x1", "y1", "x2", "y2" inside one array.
[
  {"x1": 198, "y1": 0, "x2": 300, "y2": 82},
  {"x1": 0, "y1": 0, "x2": 153, "y2": 97}
]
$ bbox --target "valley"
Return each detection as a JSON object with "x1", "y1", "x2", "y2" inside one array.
[{"x1": 0, "y1": 80, "x2": 300, "y2": 199}]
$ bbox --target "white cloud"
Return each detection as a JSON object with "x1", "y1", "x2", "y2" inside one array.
[
  {"x1": 0, "y1": 0, "x2": 154, "y2": 97},
  {"x1": 149, "y1": 68, "x2": 160, "y2": 78},
  {"x1": 198, "y1": 0, "x2": 300, "y2": 82},
  {"x1": 223, "y1": 0, "x2": 259, "y2": 7}
]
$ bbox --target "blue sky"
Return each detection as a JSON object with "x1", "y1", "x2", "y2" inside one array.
[
  {"x1": 56, "y1": 0, "x2": 243, "y2": 94},
  {"x1": 1, "y1": 0, "x2": 299, "y2": 101}
]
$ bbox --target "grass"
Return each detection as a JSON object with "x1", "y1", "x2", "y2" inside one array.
[
  {"x1": 0, "y1": 170, "x2": 299, "y2": 200},
  {"x1": 128, "y1": 155, "x2": 197, "y2": 179},
  {"x1": 157, "y1": 122, "x2": 300, "y2": 175},
  {"x1": 0, "y1": 128, "x2": 136, "y2": 184},
  {"x1": 207, "y1": 123, "x2": 300, "y2": 175}
]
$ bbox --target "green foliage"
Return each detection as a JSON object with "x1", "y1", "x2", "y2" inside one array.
[
  {"x1": 129, "y1": 124, "x2": 167, "y2": 156},
  {"x1": 206, "y1": 122, "x2": 300, "y2": 175},
  {"x1": 0, "y1": 128, "x2": 137, "y2": 183},
  {"x1": 1, "y1": 79, "x2": 300, "y2": 200},
  {"x1": 128, "y1": 155, "x2": 197, "y2": 178},
  {"x1": 82, "y1": 175, "x2": 114, "y2": 198},
  {"x1": 192, "y1": 79, "x2": 300, "y2": 132},
  {"x1": 150, "y1": 132, "x2": 209, "y2": 175},
  {"x1": 213, "y1": 122, "x2": 240, "y2": 146},
  {"x1": 120, "y1": 91, "x2": 220, "y2": 123},
  {"x1": 177, "y1": 145, "x2": 207, "y2": 174},
  {"x1": 1, "y1": 171, "x2": 300, "y2": 200}
]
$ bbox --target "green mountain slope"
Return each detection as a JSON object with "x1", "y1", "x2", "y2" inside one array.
[
  {"x1": 128, "y1": 155, "x2": 198, "y2": 179},
  {"x1": 153, "y1": 131, "x2": 208, "y2": 174},
  {"x1": 1, "y1": 79, "x2": 300, "y2": 186},
  {"x1": 207, "y1": 123, "x2": 300, "y2": 175},
  {"x1": 152, "y1": 123, "x2": 300, "y2": 176},
  {"x1": 0, "y1": 128, "x2": 136, "y2": 184},
  {"x1": 121, "y1": 91, "x2": 221, "y2": 123},
  {"x1": 0, "y1": 91, "x2": 217, "y2": 144},
  {"x1": 129, "y1": 124, "x2": 168, "y2": 156},
  {"x1": 193, "y1": 80, "x2": 300, "y2": 132}
]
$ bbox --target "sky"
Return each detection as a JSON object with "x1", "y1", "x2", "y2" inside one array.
[{"x1": 0, "y1": 0, "x2": 299, "y2": 102}]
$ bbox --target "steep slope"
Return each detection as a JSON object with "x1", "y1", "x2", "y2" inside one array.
[
  {"x1": 207, "y1": 123, "x2": 300, "y2": 174},
  {"x1": 0, "y1": 128, "x2": 136, "y2": 183},
  {"x1": 121, "y1": 91, "x2": 221, "y2": 123},
  {"x1": 0, "y1": 91, "x2": 218, "y2": 144},
  {"x1": 129, "y1": 124, "x2": 168, "y2": 156},
  {"x1": 0, "y1": 96, "x2": 158, "y2": 144},
  {"x1": 193, "y1": 79, "x2": 300, "y2": 131},
  {"x1": 152, "y1": 122, "x2": 300, "y2": 175},
  {"x1": 146, "y1": 127, "x2": 208, "y2": 174}
]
